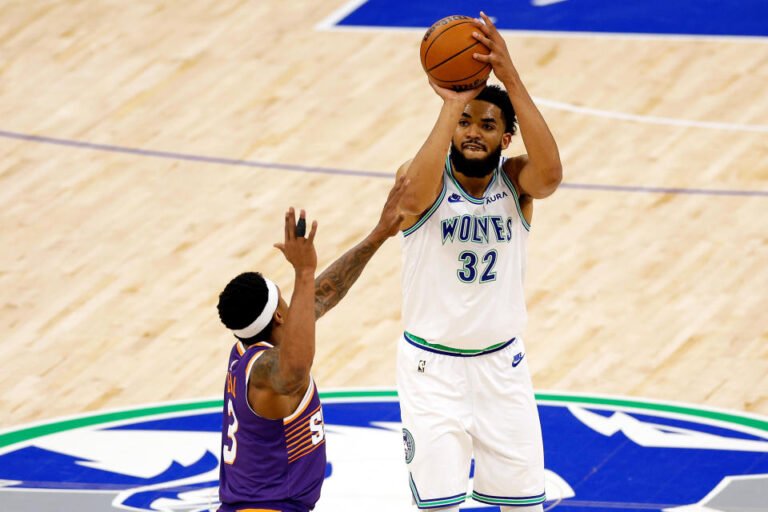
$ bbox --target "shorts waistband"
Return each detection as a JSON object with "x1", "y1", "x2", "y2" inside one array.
[
  {"x1": 403, "y1": 332, "x2": 515, "y2": 357},
  {"x1": 219, "y1": 501, "x2": 308, "y2": 512}
]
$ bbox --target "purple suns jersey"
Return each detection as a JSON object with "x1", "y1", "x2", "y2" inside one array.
[{"x1": 218, "y1": 341, "x2": 326, "y2": 512}]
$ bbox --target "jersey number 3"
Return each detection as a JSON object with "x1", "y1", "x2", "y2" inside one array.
[
  {"x1": 457, "y1": 250, "x2": 498, "y2": 283},
  {"x1": 223, "y1": 399, "x2": 239, "y2": 465}
]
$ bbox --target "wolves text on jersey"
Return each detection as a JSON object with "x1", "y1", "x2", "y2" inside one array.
[{"x1": 441, "y1": 215, "x2": 516, "y2": 245}]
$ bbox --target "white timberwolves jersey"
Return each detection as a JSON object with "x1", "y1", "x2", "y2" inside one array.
[{"x1": 401, "y1": 156, "x2": 531, "y2": 350}]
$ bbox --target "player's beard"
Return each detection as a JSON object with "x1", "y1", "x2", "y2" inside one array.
[{"x1": 450, "y1": 141, "x2": 502, "y2": 178}]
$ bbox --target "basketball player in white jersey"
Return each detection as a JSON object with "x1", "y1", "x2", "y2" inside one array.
[{"x1": 395, "y1": 13, "x2": 562, "y2": 511}]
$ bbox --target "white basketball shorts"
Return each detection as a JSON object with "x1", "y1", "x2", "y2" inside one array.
[{"x1": 397, "y1": 333, "x2": 546, "y2": 509}]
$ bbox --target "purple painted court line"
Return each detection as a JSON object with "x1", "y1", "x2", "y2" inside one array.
[
  {"x1": 1, "y1": 129, "x2": 766, "y2": 198},
  {"x1": 0, "y1": 130, "x2": 386, "y2": 180}
]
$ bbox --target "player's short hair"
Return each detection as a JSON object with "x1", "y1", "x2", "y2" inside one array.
[
  {"x1": 217, "y1": 272, "x2": 274, "y2": 345},
  {"x1": 475, "y1": 85, "x2": 518, "y2": 135}
]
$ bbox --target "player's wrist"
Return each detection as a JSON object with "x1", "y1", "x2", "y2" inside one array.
[
  {"x1": 439, "y1": 99, "x2": 469, "y2": 123},
  {"x1": 293, "y1": 268, "x2": 316, "y2": 280},
  {"x1": 500, "y1": 70, "x2": 524, "y2": 94},
  {"x1": 441, "y1": 97, "x2": 467, "y2": 109},
  {"x1": 365, "y1": 228, "x2": 390, "y2": 245}
]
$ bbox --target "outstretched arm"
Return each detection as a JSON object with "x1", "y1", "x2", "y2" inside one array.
[
  {"x1": 269, "y1": 208, "x2": 318, "y2": 395},
  {"x1": 472, "y1": 12, "x2": 562, "y2": 198},
  {"x1": 244, "y1": 207, "x2": 320, "y2": 420},
  {"x1": 399, "y1": 83, "x2": 484, "y2": 216},
  {"x1": 314, "y1": 176, "x2": 407, "y2": 319}
]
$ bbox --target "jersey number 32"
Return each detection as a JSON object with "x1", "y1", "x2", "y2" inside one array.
[{"x1": 457, "y1": 250, "x2": 498, "y2": 283}]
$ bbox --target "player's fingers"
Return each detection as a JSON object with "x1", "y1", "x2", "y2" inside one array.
[
  {"x1": 307, "y1": 220, "x2": 318, "y2": 244},
  {"x1": 273, "y1": 243, "x2": 286, "y2": 255},
  {"x1": 428, "y1": 79, "x2": 445, "y2": 94},
  {"x1": 388, "y1": 175, "x2": 406, "y2": 197},
  {"x1": 283, "y1": 209, "x2": 291, "y2": 241},
  {"x1": 392, "y1": 177, "x2": 410, "y2": 202},
  {"x1": 287, "y1": 207, "x2": 296, "y2": 240},
  {"x1": 472, "y1": 31, "x2": 493, "y2": 48},
  {"x1": 473, "y1": 53, "x2": 492, "y2": 63},
  {"x1": 295, "y1": 209, "x2": 307, "y2": 237},
  {"x1": 479, "y1": 11, "x2": 497, "y2": 30},
  {"x1": 470, "y1": 17, "x2": 491, "y2": 35}
]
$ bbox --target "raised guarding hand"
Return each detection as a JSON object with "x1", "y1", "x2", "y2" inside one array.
[
  {"x1": 373, "y1": 175, "x2": 409, "y2": 239},
  {"x1": 273, "y1": 208, "x2": 318, "y2": 272},
  {"x1": 471, "y1": 12, "x2": 517, "y2": 84}
]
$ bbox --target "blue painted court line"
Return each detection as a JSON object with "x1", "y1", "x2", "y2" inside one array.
[
  {"x1": 1, "y1": 129, "x2": 766, "y2": 198},
  {"x1": 333, "y1": 0, "x2": 768, "y2": 38}
]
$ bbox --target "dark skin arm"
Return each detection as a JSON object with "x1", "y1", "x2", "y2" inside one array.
[
  {"x1": 471, "y1": 12, "x2": 562, "y2": 201},
  {"x1": 314, "y1": 176, "x2": 407, "y2": 319},
  {"x1": 247, "y1": 178, "x2": 407, "y2": 419},
  {"x1": 397, "y1": 85, "x2": 484, "y2": 218},
  {"x1": 248, "y1": 208, "x2": 319, "y2": 419}
]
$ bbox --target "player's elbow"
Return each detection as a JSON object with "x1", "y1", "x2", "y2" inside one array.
[
  {"x1": 529, "y1": 164, "x2": 563, "y2": 199},
  {"x1": 395, "y1": 160, "x2": 428, "y2": 215},
  {"x1": 399, "y1": 185, "x2": 440, "y2": 216},
  {"x1": 399, "y1": 194, "x2": 428, "y2": 216},
  {"x1": 546, "y1": 162, "x2": 563, "y2": 187}
]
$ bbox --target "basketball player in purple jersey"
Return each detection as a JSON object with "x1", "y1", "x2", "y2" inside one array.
[{"x1": 215, "y1": 178, "x2": 407, "y2": 512}]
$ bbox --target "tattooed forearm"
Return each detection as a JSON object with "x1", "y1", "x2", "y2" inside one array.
[{"x1": 314, "y1": 235, "x2": 385, "y2": 319}]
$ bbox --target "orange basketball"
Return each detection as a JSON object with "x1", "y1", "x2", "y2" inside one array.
[{"x1": 420, "y1": 15, "x2": 491, "y2": 91}]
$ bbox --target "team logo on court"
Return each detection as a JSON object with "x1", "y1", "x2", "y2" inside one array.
[
  {"x1": 402, "y1": 428, "x2": 416, "y2": 464},
  {"x1": 1, "y1": 391, "x2": 767, "y2": 511}
]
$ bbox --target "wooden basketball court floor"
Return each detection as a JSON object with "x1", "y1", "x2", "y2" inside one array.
[{"x1": 0, "y1": 0, "x2": 766, "y2": 507}]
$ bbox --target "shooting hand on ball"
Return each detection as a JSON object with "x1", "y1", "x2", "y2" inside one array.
[{"x1": 471, "y1": 12, "x2": 518, "y2": 84}]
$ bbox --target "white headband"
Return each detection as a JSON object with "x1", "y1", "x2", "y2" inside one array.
[{"x1": 232, "y1": 278, "x2": 278, "y2": 339}]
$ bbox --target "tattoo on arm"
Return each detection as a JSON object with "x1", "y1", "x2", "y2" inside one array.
[
  {"x1": 247, "y1": 349, "x2": 293, "y2": 392},
  {"x1": 248, "y1": 349, "x2": 278, "y2": 388},
  {"x1": 314, "y1": 237, "x2": 384, "y2": 319},
  {"x1": 249, "y1": 348, "x2": 306, "y2": 395}
]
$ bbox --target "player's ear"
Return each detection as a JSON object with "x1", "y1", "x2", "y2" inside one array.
[
  {"x1": 501, "y1": 132, "x2": 512, "y2": 149},
  {"x1": 272, "y1": 290, "x2": 287, "y2": 326}
]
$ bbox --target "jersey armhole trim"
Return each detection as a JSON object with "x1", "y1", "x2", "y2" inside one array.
[
  {"x1": 242, "y1": 350, "x2": 315, "y2": 422},
  {"x1": 500, "y1": 167, "x2": 532, "y2": 231},
  {"x1": 284, "y1": 378, "x2": 315, "y2": 424},
  {"x1": 402, "y1": 180, "x2": 447, "y2": 238},
  {"x1": 244, "y1": 350, "x2": 268, "y2": 418}
]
